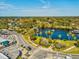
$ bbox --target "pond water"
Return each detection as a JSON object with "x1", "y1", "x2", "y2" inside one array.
[{"x1": 35, "y1": 29, "x2": 79, "y2": 40}]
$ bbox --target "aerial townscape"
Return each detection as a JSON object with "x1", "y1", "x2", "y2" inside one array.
[
  {"x1": 0, "y1": 17, "x2": 79, "y2": 59},
  {"x1": 0, "y1": 0, "x2": 79, "y2": 59}
]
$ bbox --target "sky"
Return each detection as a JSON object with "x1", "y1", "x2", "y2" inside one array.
[{"x1": 0, "y1": 0, "x2": 79, "y2": 16}]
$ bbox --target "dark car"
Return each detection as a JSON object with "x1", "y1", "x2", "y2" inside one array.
[{"x1": 27, "y1": 46, "x2": 32, "y2": 51}]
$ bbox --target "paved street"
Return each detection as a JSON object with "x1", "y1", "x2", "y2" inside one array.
[
  {"x1": 1, "y1": 30, "x2": 79, "y2": 59},
  {"x1": 1, "y1": 44, "x2": 19, "y2": 59},
  {"x1": 11, "y1": 31, "x2": 36, "y2": 52},
  {"x1": 28, "y1": 47, "x2": 79, "y2": 59},
  {"x1": 12, "y1": 30, "x2": 79, "y2": 59}
]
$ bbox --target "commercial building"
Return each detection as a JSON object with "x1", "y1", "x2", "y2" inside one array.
[
  {"x1": 0, "y1": 53, "x2": 8, "y2": 59},
  {"x1": 0, "y1": 37, "x2": 9, "y2": 47}
]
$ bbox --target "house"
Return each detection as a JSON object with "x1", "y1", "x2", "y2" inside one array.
[
  {"x1": 0, "y1": 53, "x2": 8, "y2": 59},
  {"x1": 72, "y1": 30, "x2": 79, "y2": 34}
]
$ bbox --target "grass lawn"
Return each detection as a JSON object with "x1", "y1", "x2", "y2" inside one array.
[
  {"x1": 22, "y1": 35, "x2": 37, "y2": 47},
  {"x1": 23, "y1": 35, "x2": 79, "y2": 54},
  {"x1": 64, "y1": 47, "x2": 79, "y2": 54},
  {"x1": 51, "y1": 40, "x2": 79, "y2": 54},
  {"x1": 52, "y1": 40, "x2": 76, "y2": 47},
  {"x1": 51, "y1": 40, "x2": 76, "y2": 52}
]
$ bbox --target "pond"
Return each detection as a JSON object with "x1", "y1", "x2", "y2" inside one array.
[{"x1": 35, "y1": 29, "x2": 79, "y2": 40}]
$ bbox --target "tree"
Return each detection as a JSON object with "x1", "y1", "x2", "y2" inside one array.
[
  {"x1": 74, "y1": 40, "x2": 79, "y2": 47},
  {"x1": 16, "y1": 56, "x2": 22, "y2": 59}
]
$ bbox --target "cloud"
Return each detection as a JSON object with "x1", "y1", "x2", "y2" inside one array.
[
  {"x1": 0, "y1": 0, "x2": 79, "y2": 16},
  {"x1": 1, "y1": 8, "x2": 79, "y2": 16},
  {"x1": 15, "y1": 8, "x2": 59, "y2": 16},
  {"x1": 40, "y1": 0, "x2": 46, "y2": 3},
  {"x1": 0, "y1": 2, "x2": 14, "y2": 10},
  {"x1": 0, "y1": 0, "x2": 6, "y2": 2},
  {"x1": 40, "y1": 0, "x2": 51, "y2": 8}
]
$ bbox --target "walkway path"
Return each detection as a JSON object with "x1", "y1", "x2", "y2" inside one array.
[{"x1": 63, "y1": 46, "x2": 75, "y2": 52}]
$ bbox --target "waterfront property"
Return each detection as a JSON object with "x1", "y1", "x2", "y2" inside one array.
[
  {"x1": 35, "y1": 29, "x2": 79, "y2": 40},
  {"x1": 33, "y1": 29, "x2": 79, "y2": 54}
]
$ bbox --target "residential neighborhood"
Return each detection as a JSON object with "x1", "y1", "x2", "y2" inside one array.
[
  {"x1": 0, "y1": 17, "x2": 79, "y2": 59},
  {"x1": 0, "y1": 0, "x2": 79, "y2": 59}
]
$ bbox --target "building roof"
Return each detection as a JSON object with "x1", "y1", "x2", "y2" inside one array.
[
  {"x1": 0, "y1": 29, "x2": 10, "y2": 35},
  {"x1": 0, "y1": 53, "x2": 8, "y2": 59},
  {"x1": 0, "y1": 37, "x2": 8, "y2": 43}
]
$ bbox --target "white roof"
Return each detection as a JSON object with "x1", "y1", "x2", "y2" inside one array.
[
  {"x1": 0, "y1": 53, "x2": 8, "y2": 59},
  {"x1": 0, "y1": 37, "x2": 8, "y2": 43},
  {"x1": 66, "y1": 56, "x2": 72, "y2": 59}
]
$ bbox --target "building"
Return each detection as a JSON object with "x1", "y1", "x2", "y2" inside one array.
[
  {"x1": 0, "y1": 53, "x2": 8, "y2": 59},
  {"x1": 0, "y1": 37, "x2": 9, "y2": 47},
  {"x1": 0, "y1": 29, "x2": 10, "y2": 35},
  {"x1": 72, "y1": 30, "x2": 79, "y2": 34}
]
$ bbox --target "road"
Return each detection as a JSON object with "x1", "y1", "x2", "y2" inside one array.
[
  {"x1": 10, "y1": 28, "x2": 79, "y2": 59},
  {"x1": 28, "y1": 47, "x2": 79, "y2": 59},
  {"x1": 0, "y1": 29, "x2": 37, "y2": 59},
  {"x1": 13, "y1": 27, "x2": 38, "y2": 50},
  {"x1": 63, "y1": 46, "x2": 75, "y2": 52},
  {"x1": 11, "y1": 31, "x2": 36, "y2": 52},
  {"x1": 1, "y1": 44, "x2": 19, "y2": 59}
]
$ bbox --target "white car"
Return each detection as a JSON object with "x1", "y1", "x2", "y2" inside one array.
[{"x1": 65, "y1": 55, "x2": 72, "y2": 59}]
